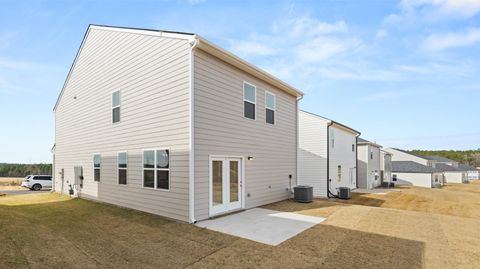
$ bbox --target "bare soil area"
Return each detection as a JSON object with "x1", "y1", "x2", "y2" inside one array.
[{"x1": 1, "y1": 183, "x2": 480, "y2": 268}]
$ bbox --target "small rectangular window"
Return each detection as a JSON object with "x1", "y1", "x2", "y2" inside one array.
[
  {"x1": 352, "y1": 144, "x2": 355, "y2": 152},
  {"x1": 93, "y1": 154, "x2": 101, "y2": 182},
  {"x1": 370, "y1": 149, "x2": 374, "y2": 160},
  {"x1": 329, "y1": 128, "x2": 335, "y2": 148},
  {"x1": 337, "y1": 165, "x2": 342, "y2": 182},
  {"x1": 112, "y1": 91, "x2": 121, "y2": 123},
  {"x1": 143, "y1": 149, "x2": 170, "y2": 190},
  {"x1": 265, "y1": 92, "x2": 275, "y2": 124},
  {"x1": 118, "y1": 152, "x2": 127, "y2": 185},
  {"x1": 243, "y1": 82, "x2": 256, "y2": 120}
]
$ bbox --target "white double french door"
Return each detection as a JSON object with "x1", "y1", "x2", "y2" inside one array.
[{"x1": 209, "y1": 157, "x2": 243, "y2": 216}]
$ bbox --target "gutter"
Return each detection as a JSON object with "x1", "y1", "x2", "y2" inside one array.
[{"x1": 188, "y1": 36, "x2": 198, "y2": 224}]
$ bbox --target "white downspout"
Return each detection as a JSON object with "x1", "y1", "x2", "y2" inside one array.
[
  {"x1": 296, "y1": 95, "x2": 304, "y2": 190},
  {"x1": 188, "y1": 36, "x2": 199, "y2": 224}
]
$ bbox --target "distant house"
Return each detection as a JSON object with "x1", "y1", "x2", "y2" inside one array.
[
  {"x1": 298, "y1": 110, "x2": 360, "y2": 197},
  {"x1": 436, "y1": 164, "x2": 467, "y2": 183},
  {"x1": 385, "y1": 149, "x2": 468, "y2": 184},
  {"x1": 357, "y1": 138, "x2": 382, "y2": 189},
  {"x1": 458, "y1": 164, "x2": 480, "y2": 180},
  {"x1": 52, "y1": 25, "x2": 304, "y2": 223},
  {"x1": 380, "y1": 150, "x2": 393, "y2": 184},
  {"x1": 392, "y1": 161, "x2": 444, "y2": 188}
]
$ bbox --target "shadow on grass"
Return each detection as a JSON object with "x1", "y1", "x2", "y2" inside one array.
[{"x1": 0, "y1": 195, "x2": 426, "y2": 269}]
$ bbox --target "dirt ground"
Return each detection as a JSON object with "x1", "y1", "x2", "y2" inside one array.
[
  {"x1": 0, "y1": 177, "x2": 24, "y2": 190},
  {"x1": 1, "y1": 183, "x2": 480, "y2": 268}
]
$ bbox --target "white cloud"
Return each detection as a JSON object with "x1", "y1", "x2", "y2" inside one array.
[
  {"x1": 229, "y1": 15, "x2": 363, "y2": 82},
  {"x1": 385, "y1": 0, "x2": 480, "y2": 24},
  {"x1": 376, "y1": 29, "x2": 388, "y2": 39},
  {"x1": 421, "y1": 28, "x2": 480, "y2": 51}
]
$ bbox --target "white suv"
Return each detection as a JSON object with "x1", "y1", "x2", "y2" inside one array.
[{"x1": 21, "y1": 175, "x2": 52, "y2": 191}]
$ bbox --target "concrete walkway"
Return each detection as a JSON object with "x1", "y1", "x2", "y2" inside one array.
[{"x1": 195, "y1": 208, "x2": 325, "y2": 246}]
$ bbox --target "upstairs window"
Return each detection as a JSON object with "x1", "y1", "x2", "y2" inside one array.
[
  {"x1": 112, "y1": 91, "x2": 121, "y2": 123},
  {"x1": 243, "y1": 82, "x2": 256, "y2": 120},
  {"x1": 352, "y1": 144, "x2": 355, "y2": 152},
  {"x1": 370, "y1": 149, "x2": 374, "y2": 160},
  {"x1": 265, "y1": 91, "x2": 276, "y2": 124},
  {"x1": 329, "y1": 128, "x2": 335, "y2": 148},
  {"x1": 118, "y1": 152, "x2": 127, "y2": 185},
  {"x1": 143, "y1": 149, "x2": 170, "y2": 190},
  {"x1": 93, "y1": 154, "x2": 101, "y2": 182}
]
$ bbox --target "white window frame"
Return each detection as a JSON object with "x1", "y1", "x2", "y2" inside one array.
[
  {"x1": 93, "y1": 153, "x2": 101, "y2": 182},
  {"x1": 112, "y1": 90, "x2": 121, "y2": 124},
  {"x1": 117, "y1": 151, "x2": 128, "y2": 185},
  {"x1": 265, "y1": 91, "x2": 276, "y2": 125},
  {"x1": 243, "y1": 81, "x2": 256, "y2": 121},
  {"x1": 142, "y1": 148, "x2": 171, "y2": 191}
]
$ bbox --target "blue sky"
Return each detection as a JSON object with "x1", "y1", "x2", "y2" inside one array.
[{"x1": 1, "y1": 0, "x2": 480, "y2": 163}]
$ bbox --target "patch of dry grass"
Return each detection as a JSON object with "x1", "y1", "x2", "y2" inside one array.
[
  {"x1": 0, "y1": 177, "x2": 24, "y2": 190},
  {"x1": 3, "y1": 184, "x2": 480, "y2": 269}
]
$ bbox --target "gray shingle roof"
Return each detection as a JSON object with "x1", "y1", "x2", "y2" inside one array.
[
  {"x1": 392, "y1": 161, "x2": 439, "y2": 173},
  {"x1": 458, "y1": 164, "x2": 478, "y2": 171},
  {"x1": 358, "y1": 138, "x2": 382, "y2": 148},
  {"x1": 435, "y1": 163, "x2": 463, "y2": 172},
  {"x1": 422, "y1": 156, "x2": 455, "y2": 162}
]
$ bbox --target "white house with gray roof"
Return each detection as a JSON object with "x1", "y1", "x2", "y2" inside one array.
[
  {"x1": 392, "y1": 161, "x2": 444, "y2": 188},
  {"x1": 52, "y1": 24, "x2": 303, "y2": 223},
  {"x1": 298, "y1": 110, "x2": 360, "y2": 197}
]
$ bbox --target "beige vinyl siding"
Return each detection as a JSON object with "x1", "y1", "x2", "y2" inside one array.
[
  {"x1": 193, "y1": 49, "x2": 297, "y2": 220},
  {"x1": 357, "y1": 145, "x2": 369, "y2": 188},
  {"x1": 298, "y1": 111, "x2": 328, "y2": 197},
  {"x1": 54, "y1": 28, "x2": 191, "y2": 222}
]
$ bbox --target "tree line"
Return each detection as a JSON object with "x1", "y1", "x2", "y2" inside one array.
[
  {"x1": 411, "y1": 150, "x2": 480, "y2": 168},
  {"x1": 0, "y1": 163, "x2": 52, "y2": 177}
]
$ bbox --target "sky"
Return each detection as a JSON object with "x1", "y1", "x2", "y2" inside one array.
[{"x1": 0, "y1": 0, "x2": 480, "y2": 163}]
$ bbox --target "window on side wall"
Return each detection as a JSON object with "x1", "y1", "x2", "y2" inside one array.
[
  {"x1": 243, "y1": 82, "x2": 256, "y2": 120},
  {"x1": 329, "y1": 128, "x2": 335, "y2": 148},
  {"x1": 352, "y1": 144, "x2": 355, "y2": 152},
  {"x1": 118, "y1": 152, "x2": 127, "y2": 185},
  {"x1": 337, "y1": 165, "x2": 342, "y2": 182},
  {"x1": 93, "y1": 154, "x2": 101, "y2": 182},
  {"x1": 265, "y1": 91, "x2": 276, "y2": 124},
  {"x1": 112, "y1": 91, "x2": 121, "y2": 123},
  {"x1": 143, "y1": 149, "x2": 170, "y2": 190},
  {"x1": 370, "y1": 149, "x2": 373, "y2": 160}
]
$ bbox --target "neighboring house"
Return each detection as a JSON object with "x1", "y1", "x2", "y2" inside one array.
[
  {"x1": 357, "y1": 138, "x2": 382, "y2": 189},
  {"x1": 52, "y1": 24, "x2": 303, "y2": 223},
  {"x1": 298, "y1": 110, "x2": 360, "y2": 197},
  {"x1": 384, "y1": 148, "x2": 429, "y2": 166},
  {"x1": 385, "y1": 149, "x2": 468, "y2": 184},
  {"x1": 392, "y1": 161, "x2": 444, "y2": 188},
  {"x1": 422, "y1": 155, "x2": 459, "y2": 167},
  {"x1": 458, "y1": 164, "x2": 480, "y2": 180},
  {"x1": 437, "y1": 164, "x2": 467, "y2": 183},
  {"x1": 380, "y1": 150, "x2": 393, "y2": 185}
]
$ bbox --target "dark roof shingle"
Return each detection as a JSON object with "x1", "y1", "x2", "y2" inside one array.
[{"x1": 392, "y1": 161, "x2": 439, "y2": 173}]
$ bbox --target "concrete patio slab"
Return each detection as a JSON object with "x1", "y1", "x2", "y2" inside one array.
[{"x1": 195, "y1": 208, "x2": 325, "y2": 246}]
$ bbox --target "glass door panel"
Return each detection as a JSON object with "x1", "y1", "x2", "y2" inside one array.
[
  {"x1": 212, "y1": 160, "x2": 223, "y2": 206},
  {"x1": 229, "y1": 161, "x2": 239, "y2": 202}
]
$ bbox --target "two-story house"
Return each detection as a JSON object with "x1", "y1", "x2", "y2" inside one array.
[{"x1": 52, "y1": 25, "x2": 303, "y2": 223}]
